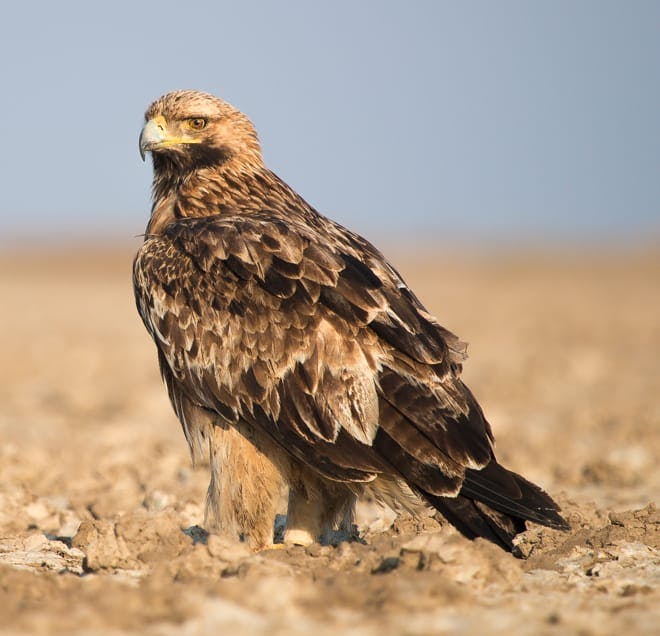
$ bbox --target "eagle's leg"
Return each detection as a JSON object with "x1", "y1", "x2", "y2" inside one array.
[
  {"x1": 284, "y1": 473, "x2": 357, "y2": 546},
  {"x1": 283, "y1": 487, "x2": 324, "y2": 546},
  {"x1": 205, "y1": 424, "x2": 286, "y2": 550}
]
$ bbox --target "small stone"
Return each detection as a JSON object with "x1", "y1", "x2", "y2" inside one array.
[
  {"x1": 143, "y1": 490, "x2": 172, "y2": 512},
  {"x1": 207, "y1": 534, "x2": 250, "y2": 561},
  {"x1": 25, "y1": 501, "x2": 50, "y2": 521},
  {"x1": 23, "y1": 533, "x2": 49, "y2": 551},
  {"x1": 305, "y1": 543, "x2": 325, "y2": 558}
]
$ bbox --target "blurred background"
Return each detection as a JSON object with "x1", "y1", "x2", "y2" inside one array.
[
  {"x1": 1, "y1": 4, "x2": 659, "y2": 631},
  {"x1": 0, "y1": 0, "x2": 658, "y2": 247}
]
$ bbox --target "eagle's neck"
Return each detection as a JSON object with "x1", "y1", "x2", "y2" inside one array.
[{"x1": 146, "y1": 161, "x2": 314, "y2": 236}]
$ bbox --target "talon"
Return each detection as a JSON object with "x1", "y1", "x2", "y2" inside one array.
[{"x1": 256, "y1": 543, "x2": 288, "y2": 552}]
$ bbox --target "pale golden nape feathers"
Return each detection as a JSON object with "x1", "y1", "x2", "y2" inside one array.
[{"x1": 134, "y1": 90, "x2": 568, "y2": 551}]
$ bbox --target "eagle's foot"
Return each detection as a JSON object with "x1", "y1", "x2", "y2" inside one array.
[
  {"x1": 255, "y1": 542, "x2": 288, "y2": 552},
  {"x1": 282, "y1": 528, "x2": 316, "y2": 547}
]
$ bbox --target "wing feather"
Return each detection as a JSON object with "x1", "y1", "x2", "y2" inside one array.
[{"x1": 133, "y1": 212, "x2": 490, "y2": 494}]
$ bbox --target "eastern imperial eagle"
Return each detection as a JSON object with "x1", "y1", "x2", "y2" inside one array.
[{"x1": 134, "y1": 90, "x2": 568, "y2": 551}]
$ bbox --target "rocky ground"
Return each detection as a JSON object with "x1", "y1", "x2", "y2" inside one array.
[{"x1": 0, "y1": 244, "x2": 657, "y2": 635}]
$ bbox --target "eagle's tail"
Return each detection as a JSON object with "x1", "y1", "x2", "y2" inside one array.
[{"x1": 423, "y1": 460, "x2": 569, "y2": 551}]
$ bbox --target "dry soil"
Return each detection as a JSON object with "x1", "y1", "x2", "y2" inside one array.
[{"x1": 0, "y1": 245, "x2": 658, "y2": 635}]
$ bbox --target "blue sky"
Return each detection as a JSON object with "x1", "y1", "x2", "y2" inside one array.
[{"x1": 1, "y1": 1, "x2": 658, "y2": 246}]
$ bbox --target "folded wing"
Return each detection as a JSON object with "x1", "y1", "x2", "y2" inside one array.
[{"x1": 133, "y1": 211, "x2": 566, "y2": 548}]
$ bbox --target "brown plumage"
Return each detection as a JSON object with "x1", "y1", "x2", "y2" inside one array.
[{"x1": 134, "y1": 90, "x2": 568, "y2": 551}]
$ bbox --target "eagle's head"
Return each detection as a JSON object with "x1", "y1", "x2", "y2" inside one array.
[{"x1": 139, "y1": 90, "x2": 263, "y2": 173}]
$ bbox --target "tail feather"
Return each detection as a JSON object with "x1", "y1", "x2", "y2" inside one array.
[
  {"x1": 461, "y1": 461, "x2": 569, "y2": 530},
  {"x1": 424, "y1": 493, "x2": 524, "y2": 550},
  {"x1": 423, "y1": 460, "x2": 569, "y2": 551}
]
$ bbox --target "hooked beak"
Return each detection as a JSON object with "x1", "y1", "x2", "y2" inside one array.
[{"x1": 139, "y1": 116, "x2": 168, "y2": 161}]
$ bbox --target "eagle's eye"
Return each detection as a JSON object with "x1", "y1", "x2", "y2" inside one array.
[{"x1": 188, "y1": 118, "x2": 207, "y2": 131}]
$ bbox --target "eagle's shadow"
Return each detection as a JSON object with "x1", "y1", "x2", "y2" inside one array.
[
  {"x1": 272, "y1": 514, "x2": 366, "y2": 547},
  {"x1": 182, "y1": 517, "x2": 365, "y2": 549}
]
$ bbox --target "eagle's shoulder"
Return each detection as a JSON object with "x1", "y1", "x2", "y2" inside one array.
[{"x1": 136, "y1": 210, "x2": 466, "y2": 370}]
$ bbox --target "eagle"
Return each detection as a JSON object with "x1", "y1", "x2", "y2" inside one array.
[{"x1": 134, "y1": 90, "x2": 568, "y2": 551}]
